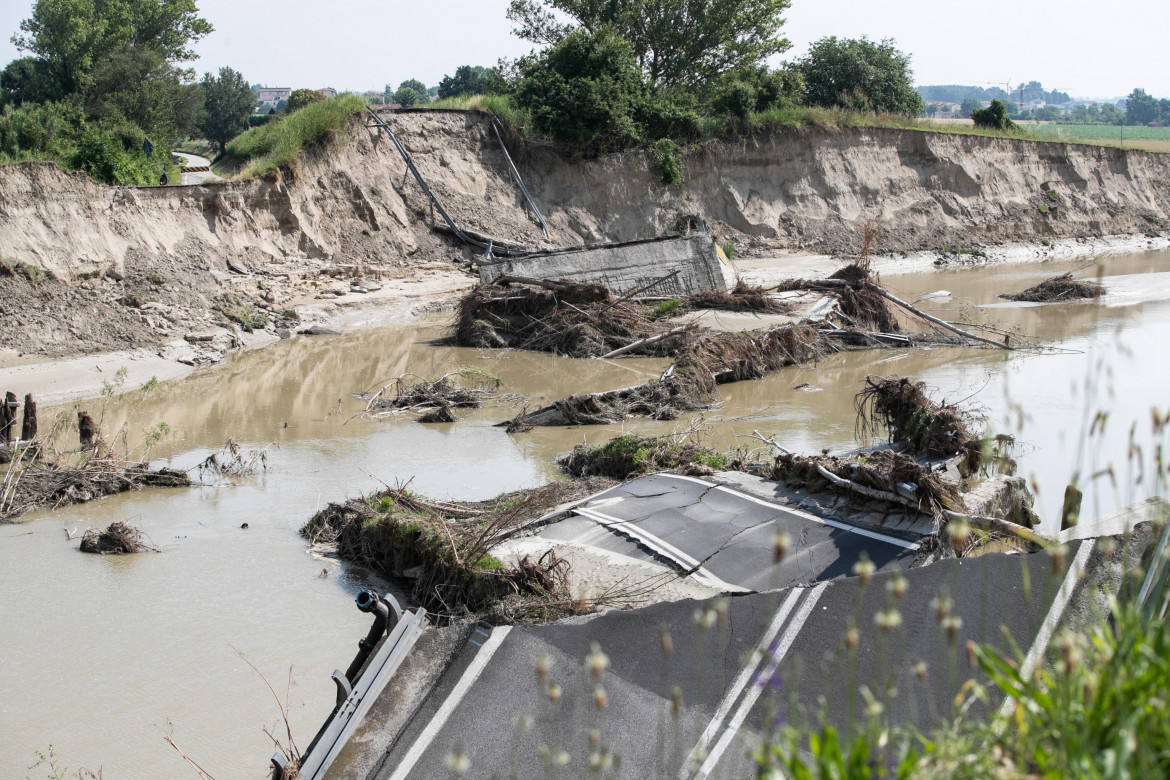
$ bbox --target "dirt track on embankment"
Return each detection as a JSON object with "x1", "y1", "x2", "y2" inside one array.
[{"x1": 1, "y1": 109, "x2": 1168, "y2": 363}]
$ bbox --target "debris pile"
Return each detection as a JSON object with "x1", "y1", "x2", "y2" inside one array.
[
  {"x1": 362, "y1": 369, "x2": 503, "y2": 422},
  {"x1": 196, "y1": 438, "x2": 272, "y2": 479},
  {"x1": 1002, "y1": 272, "x2": 1104, "y2": 302},
  {"x1": 454, "y1": 278, "x2": 672, "y2": 358},
  {"x1": 302, "y1": 480, "x2": 616, "y2": 623},
  {"x1": 686, "y1": 280, "x2": 792, "y2": 313},
  {"x1": 559, "y1": 433, "x2": 728, "y2": 479},
  {"x1": 79, "y1": 521, "x2": 158, "y2": 554},
  {"x1": 3, "y1": 460, "x2": 190, "y2": 521}
]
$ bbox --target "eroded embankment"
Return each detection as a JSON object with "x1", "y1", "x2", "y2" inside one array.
[{"x1": 2, "y1": 111, "x2": 1169, "y2": 357}]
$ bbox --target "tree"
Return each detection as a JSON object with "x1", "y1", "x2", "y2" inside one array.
[
  {"x1": 286, "y1": 88, "x2": 324, "y2": 113},
  {"x1": 960, "y1": 97, "x2": 981, "y2": 117},
  {"x1": 11, "y1": 0, "x2": 212, "y2": 96},
  {"x1": 397, "y1": 79, "x2": 427, "y2": 97},
  {"x1": 800, "y1": 36, "x2": 923, "y2": 115},
  {"x1": 438, "y1": 65, "x2": 505, "y2": 99},
  {"x1": 971, "y1": 99, "x2": 1016, "y2": 130},
  {"x1": 507, "y1": 0, "x2": 791, "y2": 88},
  {"x1": 1098, "y1": 102, "x2": 1124, "y2": 124},
  {"x1": 1126, "y1": 88, "x2": 1159, "y2": 125},
  {"x1": 84, "y1": 46, "x2": 203, "y2": 143},
  {"x1": 514, "y1": 27, "x2": 647, "y2": 152},
  {"x1": 1160, "y1": 99, "x2": 1170, "y2": 124},
  {"x1": 0, "y1": 56, "x2": 61, "y2": 104},
  {"x1": 394, "y1": 86, "x2": 423, "y2": 106},
  {"x1": 200, "y1": 67, "x2": 252, "y2": 152}
]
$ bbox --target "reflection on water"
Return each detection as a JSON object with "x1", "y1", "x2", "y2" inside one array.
[{"x1": 2, "y1": 250, "x2": 1168, "y2": 778}]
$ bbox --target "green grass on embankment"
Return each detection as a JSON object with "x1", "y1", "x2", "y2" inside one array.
[{"x1": 225, "y1": 94, "x2": 366, "y2": 177}]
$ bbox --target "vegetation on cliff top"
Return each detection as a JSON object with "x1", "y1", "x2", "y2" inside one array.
[{"x1": 224, "y1": 94, "x2": 366, "y2": 177}]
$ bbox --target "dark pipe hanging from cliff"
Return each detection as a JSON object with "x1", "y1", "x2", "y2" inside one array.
[{"x1": 344, "y1": 590, "x2": 390, "y2": 683}]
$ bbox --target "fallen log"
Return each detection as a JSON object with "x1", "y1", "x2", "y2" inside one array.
[
  {"x1": 867, "y1": 285, "x2": 1012, "y2": 350},
  {"x1": 598, "y1": 325, "x2": 693, "y2": 360},
  {"x1": 814, "y1": 465, "x2": 1051, "y2": 547}
]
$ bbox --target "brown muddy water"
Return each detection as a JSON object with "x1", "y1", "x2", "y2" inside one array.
[{"x1": 3, "y1": 249, "x2": 1168, "y2": 778}]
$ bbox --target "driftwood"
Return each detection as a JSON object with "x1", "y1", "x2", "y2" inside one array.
[
  {"x1": 21, "y1": 394, "x2": 36, "y2": 441},
  {"x1": 598, "y1": 325, "x2": 693, "y2": 360},
  {"x1": 868, "y1": 285, "x2": 1012, "y2": 350},
  {"x1": 78, "y1": 411, "x2": 98, "y2": 448},
  {"x1": 814, "y1": 464, "x2": 1051, "y2": 547},
  {"x1": 0, "y1": 392, "x2": 17, "y2": 444}
]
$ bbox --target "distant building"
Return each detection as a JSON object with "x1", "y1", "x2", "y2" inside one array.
[
  {"x1": 257, "y1": 87, "x2": 292, "y2": 103},
  {"x1": 318, "y1": 88, "x2": 337, "y2": 99}
]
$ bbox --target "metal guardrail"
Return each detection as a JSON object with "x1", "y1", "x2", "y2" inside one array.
[
  {"x1": 491, "y1": 117, "x2": 551, "y2": 240},
  {"x1": 1139, "y1": 515, "x2": 1170, "y2": 622},
  {"x1": 276, "y1": 593, "x2": 429, "y2": 780}
]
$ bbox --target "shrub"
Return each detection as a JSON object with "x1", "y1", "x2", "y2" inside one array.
[
  {"x1": 513, "y1": 28, "x2": 648, "y2": 154},
  {"x1": 649, "y1": 138, "x2": 685, "y2": 186},
  {"x1": 286, "y1": 89, "x2": 325, "y2": 113},
  {"x1": 971, "y1": 100, "x2": 1017, "y2": 131}
]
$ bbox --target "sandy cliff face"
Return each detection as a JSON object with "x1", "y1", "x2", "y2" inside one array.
[{"x1": 0, "y1": 111, "x2": 1167, "y2": 356}]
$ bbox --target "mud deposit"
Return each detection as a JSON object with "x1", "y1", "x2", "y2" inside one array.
[{"x1": 1, "y1": 249, "x2": 1168, "y2": 778}]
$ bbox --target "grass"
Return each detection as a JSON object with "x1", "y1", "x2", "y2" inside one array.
[
  {"x1": 225, "y1": 94, "x2": 366, "y2": 177},
  {"x1": 1026, "y1": 123, "x2": 1170, "y2": 153}
]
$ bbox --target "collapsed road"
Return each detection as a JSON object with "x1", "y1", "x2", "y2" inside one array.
[{"x1": 282, "y1": 478, "x2": 1164, "y2": 780}]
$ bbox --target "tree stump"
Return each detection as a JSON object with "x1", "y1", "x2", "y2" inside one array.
[
  {"x1": 21, "y1": 394, "x2": 37, "y2": 441},
  {"x1": 1, "y1": 392, "x2": 17, "y2": 444},
  {"x1": 78, "y1": 411, "x2": 98, "y2": 449}
]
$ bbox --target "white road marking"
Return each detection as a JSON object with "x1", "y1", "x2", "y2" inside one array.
[
  {"x1": 695, "y1": 583, "x2": 828, "y2": 779},
  {"x1": 574, "y1": 506, "x2": 748, "y2": 593},
  {"x1": 678, "y1": 588, "x2": 804, "y2": 779},
  {"x1": 663, "y1": 473, "x2": 920, "y2": 550},
  {"x1": 388, "y1": 626, "x2": 513, "y2": 780},
  {"x1": 995, "y1": 539, "x2": 1095, "y2": 727}
]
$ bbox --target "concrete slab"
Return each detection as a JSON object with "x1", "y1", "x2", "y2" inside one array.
[
  {"x1": 479, "y1": 234, "x2": 729, "y2": 296},
  {"x1": 357, "y1": 530, "x2": 1147, "y2": 780}
]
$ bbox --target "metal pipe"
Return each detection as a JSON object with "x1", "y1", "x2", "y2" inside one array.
[{"x1": 344, "y1": 590, "x2": 390, "y2": 683}]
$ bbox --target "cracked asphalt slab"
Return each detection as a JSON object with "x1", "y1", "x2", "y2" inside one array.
[
  {"x1": 352, "y1": 533, "x2": 1136, "y2": 780},
  {"x1": 538, "y1": 473, "x2": 921, "y2": 592}
]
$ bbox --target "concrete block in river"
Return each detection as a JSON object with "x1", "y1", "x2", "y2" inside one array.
[{"x1": 479, "y1": 234, "x2": 730, "y2": 296}]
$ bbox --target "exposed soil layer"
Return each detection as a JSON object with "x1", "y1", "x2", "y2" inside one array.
[{"x1": 3, "y1": 111, "x2": 1169, "y2": 358}]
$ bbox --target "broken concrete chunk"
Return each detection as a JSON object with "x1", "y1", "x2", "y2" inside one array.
[
  {"x1": 209, "y1": 270, "x2": 233, "y2": 283},
  {"x1": 184, "y1": 332, "x2": 216, "y2": 343}
]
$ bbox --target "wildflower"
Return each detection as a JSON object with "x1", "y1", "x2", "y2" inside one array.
[
  {"x1": 886, "y1": 572, "x2": 908, "y2": 598},
  {"x1": 536, "y1": 653, "x2": 551, "y2": 686},
  {"x1": 844, "y1": 625, "x2": 860, "y2": 650},
  {"x1": 660, "y1": 626, "x2": 673, "y2": 655},
  {"x1": 773, "y1": 531, "x2": 792, "y2": 564},
  {"x1": 589, "y1": 729, "x2": 600, "y2": 748},
  {"x1": 859, "y1": 685, "x2": 884, "y2": 718},
  {"x1": 852, "y1": 552, "x2": 876, "y2": 585},
  {"x1": 594, "y1": 684, "x2": 607, "y2": 710},
  {"x1": 931, "y1": 592, "x2": 953, "y2": 622},
  {"x1": 914, "y1": 661, "x2": 928, "y2": 680},
  {"x1": 445, "y1": 747, "x2": 470, "y2": 774},
  {"x1": 874, "y1": 607, "x2": 903, "y2": 632},
  {"x1": 1049, "y1": 543, "x2": 1068, "y2": 576},
  {"x1": 716, "y1": 599, "x2": 728, "y2": 631},
  {"x1": 587, "y1": 642, "x2": 609, "y2": 679},
  {"x1": 548, "y1": 683, "x2": 562, "y2": 703},
  {"x1": 671, "y1": 686, "x2": 683, "y2": 719},
  {"x1": 948, "y1": 518, "x2": 971, "y2": 548},
  {"x1": 941, "y1": 615, "x2": 963, "y2": 644}
]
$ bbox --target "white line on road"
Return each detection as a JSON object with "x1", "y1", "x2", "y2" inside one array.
[
  {"x1": 388, "y1": 626, "x2": 513, "y2": 780},
  {"x1": 678, "y1": 587, "x2": 805, "y2": 779},
  {"x1": 574, "y1": 506, "x2": 748, "y2": 593},
  {"x1": 664, "y1": 473, "x2": 920, "y2": 550},
  {"x1": 695, "y1": 582, "x2": 829, "y2": 779},
  {"x1": 995, "y1": 539, "x2": 1095, "y2": 727}
]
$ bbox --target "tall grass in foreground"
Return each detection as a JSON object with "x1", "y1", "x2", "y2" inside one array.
[{"x1": 225, "y1": 94, "x2": 366, "y2": 177}]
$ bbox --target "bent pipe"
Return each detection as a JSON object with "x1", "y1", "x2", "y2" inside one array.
[{"x1": 344, "y1": 590, "x2": 391, "y2": 684}]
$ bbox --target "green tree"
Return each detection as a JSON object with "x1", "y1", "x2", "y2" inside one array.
[
  {"x1": 1160, "y1": 98, "x2": 1170, "y2": 124},
  {"x1": 507, "y1": 0, "x2": 791, "y2": 88},
  {"x1": 1125, "y1": 88, "x2": 1159, "y2": 125},
  {"x1": 960, "y1": 97, "x2": 981, "y2": 117},
  {"x1": 199, "y1": 66, "x2": 252, "y2": 152},
  {"x1": 438, "y1": 65, "x2": 505, "y2": 99},
  {"x1": 0, "y1": 56, "x2": 61, "y2": 104},
  {"x1": 514, "y1": 27, "x2": 647, "y2": 152},
  {"x1": 800, "y1": 37, "x2": 923, "y2": 115},
  {"x1": 11, "y1": 0, "x2": 212, "y2": 95},
  {"x1": 84, "y1": 46, "x2": 203, "y2": 143},
  {"x1": 970, "y1": 99, "x2": 1016, "y2": 130},
  {"x1": 1098, "y1": 102, "x2": 1124, "y2": 124},
  {"x1": 286, "y1": 88, "x2": 324, "y2": 113},
  {"x1": 396, "y1": 79, "x2": 428, "y2": 104},
  {"x1": 394, "y1": 86, "x2": 422, "y2": 106}
]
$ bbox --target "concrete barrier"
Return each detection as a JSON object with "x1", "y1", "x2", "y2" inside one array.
[{"x1": 479, "y1": 234, "x2": 731, "y2": 296}]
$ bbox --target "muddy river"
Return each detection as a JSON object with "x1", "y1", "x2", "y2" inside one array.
[{"x1": 2, "y1": 249, "x2": 1168, "y2": 778}]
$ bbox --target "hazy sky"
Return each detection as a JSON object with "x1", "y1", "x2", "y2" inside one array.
[{"x1": 1, "y1": 0, "x2": 1166, "y2": 100}]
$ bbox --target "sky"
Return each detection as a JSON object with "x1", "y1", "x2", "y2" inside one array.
[{"x1": 1, "y1": 0, "x2": 1167, "y2": 100}]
